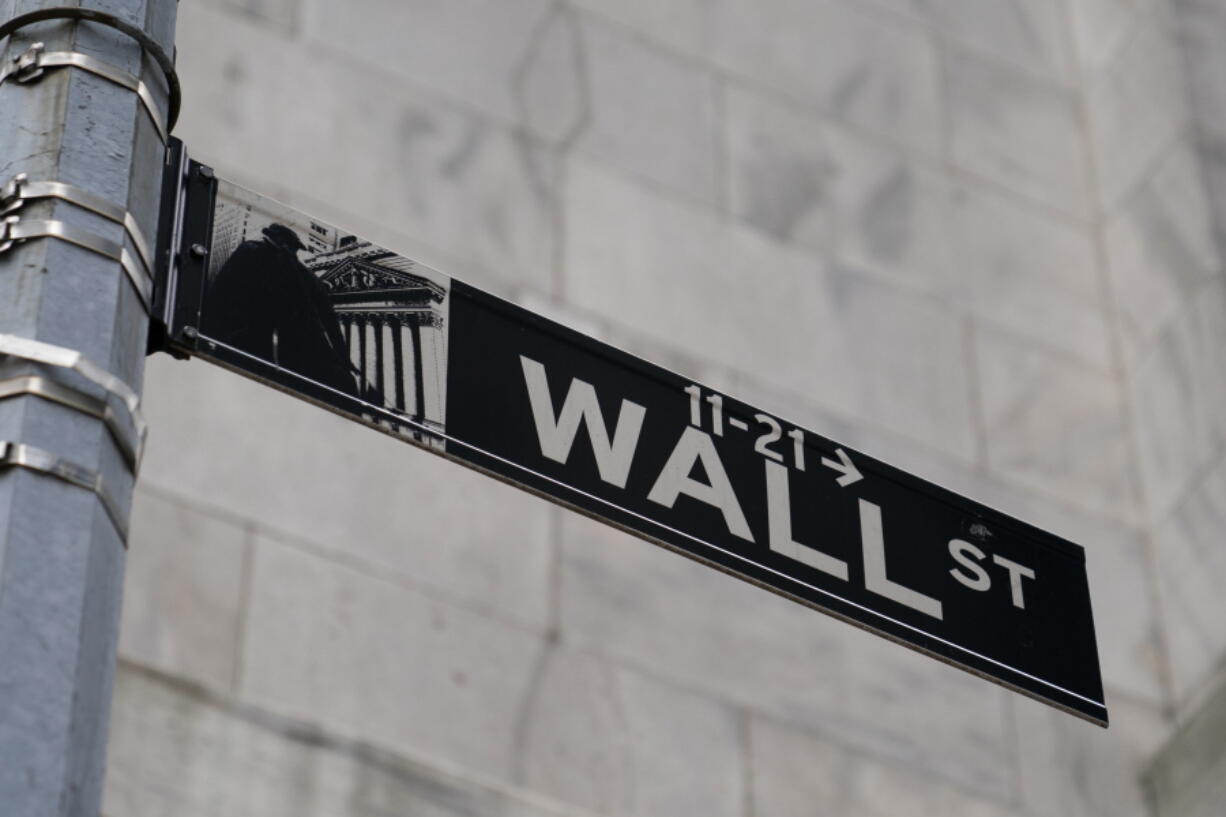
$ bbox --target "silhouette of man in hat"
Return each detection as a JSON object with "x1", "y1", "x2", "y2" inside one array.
[{"x1": 203, "y1": 223, "x2": 364, "y2": 400}]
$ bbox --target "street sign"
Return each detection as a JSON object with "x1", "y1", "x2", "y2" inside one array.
[{"x1": 153, "y1": 142, "x2": 1107, "y2": 727}]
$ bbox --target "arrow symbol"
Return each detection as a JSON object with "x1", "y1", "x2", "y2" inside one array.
[{"x1": 820, "y1": 447, "x2": 862, "y2": 487}]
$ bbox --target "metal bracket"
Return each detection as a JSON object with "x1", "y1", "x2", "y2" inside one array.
[
  {"x1": 1, "y1": 173, "x2": 155, "y2": 276},
  {"x1": 0, "y1": 333, "x2": 146, "y2": 448},
  {"x1": 0, "y1": 213, "x2": 153, "y2": 311},
  {"x1": 0, "y1": 43, "x2": 169, "y2": 142},
  {"x1": 149, "y1": 142, "x2": 217, "y2": 359},
  {"x1": 0, "y1": 441, "x2": 127, "y2": 543}
]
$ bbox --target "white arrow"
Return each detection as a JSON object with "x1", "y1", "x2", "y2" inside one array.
[{"x1": 820, "y1": 447, "x2": 863, "y2": 487}]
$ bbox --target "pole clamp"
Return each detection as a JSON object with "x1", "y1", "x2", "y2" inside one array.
[
  {"x1": 0, "y1": 333, "x2": 147, "y2": 471},
  {"x1": 0, "y1": 6, "x2": 180, "y2": 132},
  {"x1": 2, "y1": 173, "x2": 155, "y2": 276},
  {"x1": 9, "y1": 38, "x2": 43, "y2": 81},
  {"x1": 0, "y1": 441, "x2": 128, "y2": 543},
  {"x1": 2, "y1": 170, "x2": 155, "y2": 274},
  {"x1": 0, "y1": 376, "x2": 140, "y2": 471},
  {"x1": 0, "y1": 212, "x2": 153, "y2": 312},
  {"x1": 0, "y1": 43, "x2": 169, "y2": 142}
]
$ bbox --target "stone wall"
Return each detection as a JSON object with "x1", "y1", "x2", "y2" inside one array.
[{"x1": 105, "y1": 1, "x2": 1226, "y2": 814}]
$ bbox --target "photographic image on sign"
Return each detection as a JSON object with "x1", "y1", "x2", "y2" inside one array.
[
  {"x1": 201, "y1": 182, "x2": 450, "y2": 447},
  {"x1": 163, "y1": 162, "x2": 1107, "y2": 727}
]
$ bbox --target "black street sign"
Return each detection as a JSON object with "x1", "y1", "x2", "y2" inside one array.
[{"x1": 153, "y1": 142, "x2": 1108, "y2": 726}]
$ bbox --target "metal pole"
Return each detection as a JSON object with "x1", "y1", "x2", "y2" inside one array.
[{"x1": 0, "y1": 1, "x2": 176, "y2": 815}]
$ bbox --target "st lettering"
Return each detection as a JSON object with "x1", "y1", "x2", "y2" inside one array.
[{"x1": 949, "y1": 539, "x2": 1036, "y2": 609}]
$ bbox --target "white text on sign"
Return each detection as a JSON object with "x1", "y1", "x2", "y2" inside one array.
[{"x1": 519, "y1": 357, "x2": 1038, "y2": 621}]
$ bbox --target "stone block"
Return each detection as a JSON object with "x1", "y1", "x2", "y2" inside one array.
[
  {"x1": 176, "y1": 2, "x2": 556, "y2": 295},
  {"x1": 566, "y1": 0, "x2": 711, "y2": 57},
  {"x1": 712, "y1": 1, "x2": 944, "y2": 154},
  {"x1": 562, "y1": 156, "x2": 835, "y2": 399},
  {"x1": 300, "y1": 0, "x2": 553, "y2": 127},
  {"x1": 921, "y1": 0, "x2": 1074, "y2": 82},
  {"x1": 1128, "y1": 279, "x2": 1226, "y2": 522},
  {"x1": 516, "y1": 649, "x2": 743, "y2": 817},
  {"x1": 212, "y1": 0, "x2": 299, "y2": 32},
  {"x1": 513, "y1": 3, "x2": 588, "y2": 144},
  {"x1": 1198, "y1": 131, "x2": 1226, "y2": 261},
  {"x1": 105, "y1": 663, "x2": 593, "y2": 817},
  {"x1": 1147, "y1": 671, "x2": 1226, "y2": 817},
  {"x1": 1086, "y1": 14, "x2": 1188, "y2": 210},
  {"x1": 749, "y1": 715, "x2": 1020, "y2": 817},
  {"x1": 1172, "y1": 0, "x2": 1226, "y2": 141},
  {"x1": 238, "y1": 537, "x2": 549, "y2": 780},
  {"x1": 945, "y1": 49, "x2": 1091, "y2": 218},
  {"x1": 725, "y1": 84, "x2": 952, "y2": 292},
  {"x1": 563, "y1": 158, "x2": 975, "y2": 461},
  {"x1": 571, "y1": 15, "x2": 718, "y2": 205},
  {"x1": 945, "y1": 182, "x2": 1111, "y2": 368},
  {"x1": 1084, "y1": 529, "x2": 1168, "y2": 704},
  {"x1": 1013, "y1": 692, "x2": 1169, "y2": 817},
  {"x1": 974, "y1": 327, "x2": 1138, "y2": 521},
  {"x1": 139, "y1": 353, "x2": 556, "y2": 632},
  {"x1": 822, "y1": 262, "x2": 976, "y2": 459},
  {"x1": 571, "y1": 0, "x2": 943, "y2": 155},
  {"x1": 556, "y1": 511, "x2": 1014, "y2": 798},
  {"x1": 1067, "y1": 0, "x2": 1153, "y2": 69},
  {"x1": 1104, "y1": 141, "x2": 1220, "y2": 366},
  {"x1": 118, "y1": 489, "x2": 248, "y2": 692},
  {"x1": 1152, "y1": 452, "x2": 1226, "y2": 703}
]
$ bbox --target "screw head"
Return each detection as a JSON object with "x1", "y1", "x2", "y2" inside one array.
[
  {"x1": 190, "y1": 243, "x2": 207, "y2": 259},
  {"x1": 182, "y1": 326, "x2": 198, "y2": 339},
  {"x1": 197, "y1": 166, "x2": 214, "y2": 180}
]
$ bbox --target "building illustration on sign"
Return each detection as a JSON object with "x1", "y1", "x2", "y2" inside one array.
[
  {"x1": 310, "y1": 241, "x2": 448, "y2": 437},
  {"x1": 202, "y1": 185, "x2": 450, "y2": 442}
]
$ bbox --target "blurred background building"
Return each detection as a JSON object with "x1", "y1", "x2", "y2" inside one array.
[{"x1": 105, "y1": 0, "x2": 1226, "y2": 814}]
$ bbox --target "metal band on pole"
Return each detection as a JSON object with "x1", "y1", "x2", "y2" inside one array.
[
  {"x1": 2, "y1": 173, "x2": 156, "y2": 276},
  {"x1": 0, "y1": 215, "x2": 153, "y2": 311},
  {"x1": 0, "y1": 6, "x2": 180, "y2": 131},
  {"x1": 0, "y1": 441, "x2": 128, "y2": 542},
  {"x1": 0, "y1": 44, "x2": 169, "y2": 142},
  {"x1": 0, "y1": 333, "x2": 147, "y2": 447},
  {"x1": 0, "y1": 376, "x2": 142, "y2": 471}
]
